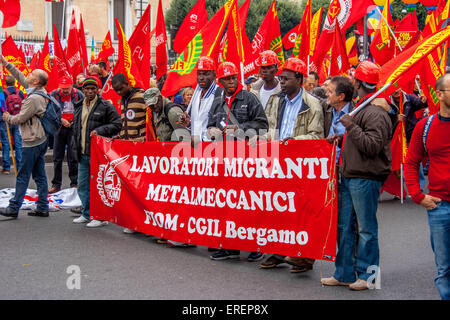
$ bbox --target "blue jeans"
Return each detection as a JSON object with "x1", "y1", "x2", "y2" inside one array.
[
  {"x1": 0, "y1": 121, "x2": 22, "y2": 170},
  {"x1": 9, "y1": 141, "x2": 48, "y2": 212},
  {"x1": 427, "y1": 200, "x2": 450, "y2": 300},
  {"x1": 77, "y1": 155, "x2": 91, "y2": 220},
  {"x1": 334, "y1": 177, "x2": 383, "y2": 283}
]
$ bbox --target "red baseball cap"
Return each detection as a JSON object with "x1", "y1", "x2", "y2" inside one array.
[{"x1": 59, "y1": 76, "x2": 73, "y2": 89}]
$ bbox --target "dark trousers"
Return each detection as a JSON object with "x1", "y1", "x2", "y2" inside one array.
[
  {"x1": 51, "y1": 126, "x2": 78, "y2": 188},
  {"x1": 9, "y1": 140, "x2": 48, "y2": 212}
]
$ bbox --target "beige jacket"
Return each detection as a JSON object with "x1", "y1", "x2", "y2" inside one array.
[
  {"x1": 264, "y1": 89, "x2": 324, "y2": 140},
  {"x1": 4, "y1": 62, "x2": 47, "y2": 147}
]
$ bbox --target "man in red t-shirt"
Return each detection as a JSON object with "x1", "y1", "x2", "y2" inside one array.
[
  {"x1": 404, "y1": 73, "x2": 450, "y2": 300},
  {"x1": 48, "y1": 76, "x2": 84, "y2": 194}
]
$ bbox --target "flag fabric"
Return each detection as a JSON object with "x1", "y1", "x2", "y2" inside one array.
[
  {"x1": 378, "y1": 26, "x2": 450, "y2": 97},
  {"x1": 394, "y1": 11, "x2": 419, "y2": 52},
  {"x1": 312, "y1": 0, "x2": 376, "y2": 73},
  {"x1": 114, "y1": 19, "x2": 144, "y2": 89},
  {"x1": 29, "y1": 51, "x2": 39, "y2": 71},
  {"x1": 370, "y1": 0, "x2": 395, "y2": 66},
  {"x1": 390, "y1": 94, "x2": 407, "y2": 172},
  {"x1": 328, "y1": 23, "x2": 350, "y2": 76},
  {"x1": 78, "y1": 14, "x2": 89, "y2": 74},
  {"x1": 292, "y1": 0, "x2": 312, "y2": 61},
  {"x1": 420, "y1": 53, "x2": 443, "y2": 115},
  {"x1": 97, "y1": 31, "x2": 115, "y2": 65},
  {"x1": 66, "y1": 9, "x2": 83, "y2": 81},
  {"x1": 309, "y1": 7, "x2": 323, "y2": 58},
  {"x1": 173, "y1": 0, "x2": 208, "y2": 54},
  {"x1": 155, "y1": 0, "x2": 168, "y2": 80},
  {"x1": 161, "y1": 0, "x2": 235, "y2": 98},
  {"x1": 282, "y1": 23, "x2": 300, "y2": 50},
  {"x1": 90, "y1": 37, "x2": 96, "y2": 63},
  {"x1": 38, "y1": 33, "x2": 52, "y2": 75},
  {"x1": 0, "y1": 0, "x2": 21, "y2": 28},
  {"x1": 128, "y1": 4, "x2": 153, "y2": 89},
  {"x1": 2, "y1": 36, "x2": 30, "y2": 77}
]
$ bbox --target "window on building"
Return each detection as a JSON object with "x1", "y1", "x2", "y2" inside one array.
[
  {"x1": 134, "y1": 0, "x2": 149, "y2": 26},
  {"x1": 52, "y1": 2, "x2": 65, "y2": 38},
  {"x1": 114, "y1": 0, "x2": 126, "y2": 40}
]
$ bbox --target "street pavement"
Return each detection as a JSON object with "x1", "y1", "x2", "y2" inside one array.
[{"x1": 0, "y1": 152, "x2": 441, "y2": 300}]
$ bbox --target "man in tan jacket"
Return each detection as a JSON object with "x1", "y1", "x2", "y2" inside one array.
[
  {"x1": 0, "y1": 56, "x2": 50, "y2": 219},
  {"x1": 259, "y1": 57, "x2": 324, "y2": 273}
]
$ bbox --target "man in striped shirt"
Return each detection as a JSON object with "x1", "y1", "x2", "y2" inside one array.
[{"x1": 112, "y1": 73, "x2": 147, "y2": 142}]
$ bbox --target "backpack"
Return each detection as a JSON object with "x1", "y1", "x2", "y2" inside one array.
[
  {"x1": 5, "y1": 88, "x2": 23, "y2": 115},
  {"x1": 422, "y1": 114, "x2": 436, "y2": 155},
  {"x1": 30, "y1": 91, "x2": 63, "y2": 136}
]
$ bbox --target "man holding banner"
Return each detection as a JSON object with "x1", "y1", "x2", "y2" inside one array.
[{"x1": 321, "y1": 61, "x2": 392, "y2": 291}]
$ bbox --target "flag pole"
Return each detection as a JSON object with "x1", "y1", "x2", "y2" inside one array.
[{"x1": 349, "y1": 82, "x2": 392, "y2": 117}]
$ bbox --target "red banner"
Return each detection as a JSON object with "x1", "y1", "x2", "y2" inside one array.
[{"x1": 90, "y1": 137, "x2": 337, "y2": 261}]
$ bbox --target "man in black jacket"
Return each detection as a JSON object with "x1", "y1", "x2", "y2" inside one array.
[
  {"x1": 207, "y1": 61, "x2": 268, "y2": 142},
  {"x1": 207, "y1": 61, "x2": 268, "y2": 262},
  {"x1": 71, "y1": 77, "x2": 121, "y2": 228}
]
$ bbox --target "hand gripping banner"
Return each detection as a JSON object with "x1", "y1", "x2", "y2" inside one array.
[{"x1": 90, "y1": 137, "x2": 338, "y2": 261}]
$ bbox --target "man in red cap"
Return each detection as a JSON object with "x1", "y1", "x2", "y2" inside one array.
[
  {"x1": 259, "y1": 57, "x2": 324, "y2": 273},
  {"x1": 48, "y1": 76, "x2": 85, "y2": 194},
  {"x1": 321, "y1": 61, "x2": 392, "y2": 291},
  {"x1": 207, "y1": 61, "x2": 268, "y2": 143},
  {"x1": 177, "y1": 56, "x2": 221, "y2": 145},
  {"x1": 207, "y1": 61, "x2": 268, "y2": 261},
  {"x1": 250, "y1": 50, "x2": 281, "y2": 110}
]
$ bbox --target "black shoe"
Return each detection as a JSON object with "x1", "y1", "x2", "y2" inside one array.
[
  {"x1": 28, "y1": 210, "x2": 49, "y2": 217},
  {"x1": 210, "y1": 249, "x2": 240, "y2": 260},
  {"x1": 70, "y1": 206, "x2": 82, "y2": 214},
  {"x1": 247, "y1": 252, "x2": 265, "y2": 262},
  {"x1": 0, "y1": 207, "x2": 18, "y2": 219}
]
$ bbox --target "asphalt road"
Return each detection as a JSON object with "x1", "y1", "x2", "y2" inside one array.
[{"x1": 0, "y1": 157, "x2": 441, "y2": 300}]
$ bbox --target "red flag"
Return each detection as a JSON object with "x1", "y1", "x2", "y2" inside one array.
[
  {"x1": 282, "y1": 24, "x2": 300, "y2": 50},
  {"x1": 161, "y1": 0, "x2": 235, "y2": 97},
  {"x1": 114, "y1": 19, "x2": 144, "y2": 89},
  {"x1": 29, "y1": 51, "x2": 39, "y2": 71},
  {"x1": 128, "y1": 5, "x2": 153, "y2": 89},
  {"x1": 394, "y1": 11, "x2": 419, "y2": 52},
  {"x1": 369, "y1": 0, "x2": 395, "y2": 66},
  {"x1": 66, "y1": 9, "x2": 83, "y2": 81},
  {"x1": 312, "y1": 0, "x2": 376, "y2": 72},
  {"x1": 378, "y1": 26, "x2": 450, "y2": 97},
  {"x1": 292, "y1": 0, "x2": 312, "y2": 61},
  {"x1": 52, "y1": 24, "x2": 71, "y2": 80},
  {"x1": 0, "y1": 0, "x2": 21, "y2": 28},
  {"x1": 78, "y1": 14, "x2": 89, "y2": 74},
  {"x1": 419, "y1": 53, "x2": 443, "y2": 115},
  {"x1": 97, "y1": 31, "x2": 115, "y2": 65},
  {"x1": 2, "y1": 36, "x2": 29, "y2": 76},
  {"x1": 173, "y1": 0, "x2": 208, "y2": 54},
  {"x1": 38, "y1": 33, "x2": 52, "y2": 75},
  {"x1": 328, "y1": 23, "x2": 350, "y2": 76},
  {"x1": 155, "y1": 0, "x2": 167, "y2": 80},
  {"x1": 381, "y1": 171, "x2": 407, "y2": 198}
]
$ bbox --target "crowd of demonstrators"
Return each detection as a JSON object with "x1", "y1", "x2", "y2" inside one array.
[
  {"x1": 48, "y1": 76, "x2": 84, "y2": 194},
  {"x1": 1, "y1": 49, "x2": 448, "y2": 298},
  {"x1": 0, "y1": 75, "x2": 24, "y2": 174},
  {"x1": 404, "y1": 73, "x2": 450, "y2": 300}
]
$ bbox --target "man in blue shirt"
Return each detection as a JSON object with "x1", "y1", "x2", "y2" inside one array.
[{"x1": 324, "y1": 76, "x2": 355, "y2": 161}]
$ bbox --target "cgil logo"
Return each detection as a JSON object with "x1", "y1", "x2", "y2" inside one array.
[{"x1": 97, "y1": 155, "x2": 129, "y2": 207}]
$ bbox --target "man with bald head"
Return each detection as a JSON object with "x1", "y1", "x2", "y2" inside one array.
[{"x1": 0, "y1": 56, "x2": 51, "y2": 219}]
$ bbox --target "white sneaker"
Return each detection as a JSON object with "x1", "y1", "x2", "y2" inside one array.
[
  {"x1": 73, "y1": 216, "x2": 90, "y2": 224},
  {"x1": 123, "y1": 228, "x2": 136, "y2": 234},
  {"x1": 86, "y1": 220, "x2": 108, "y2": 228}
]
